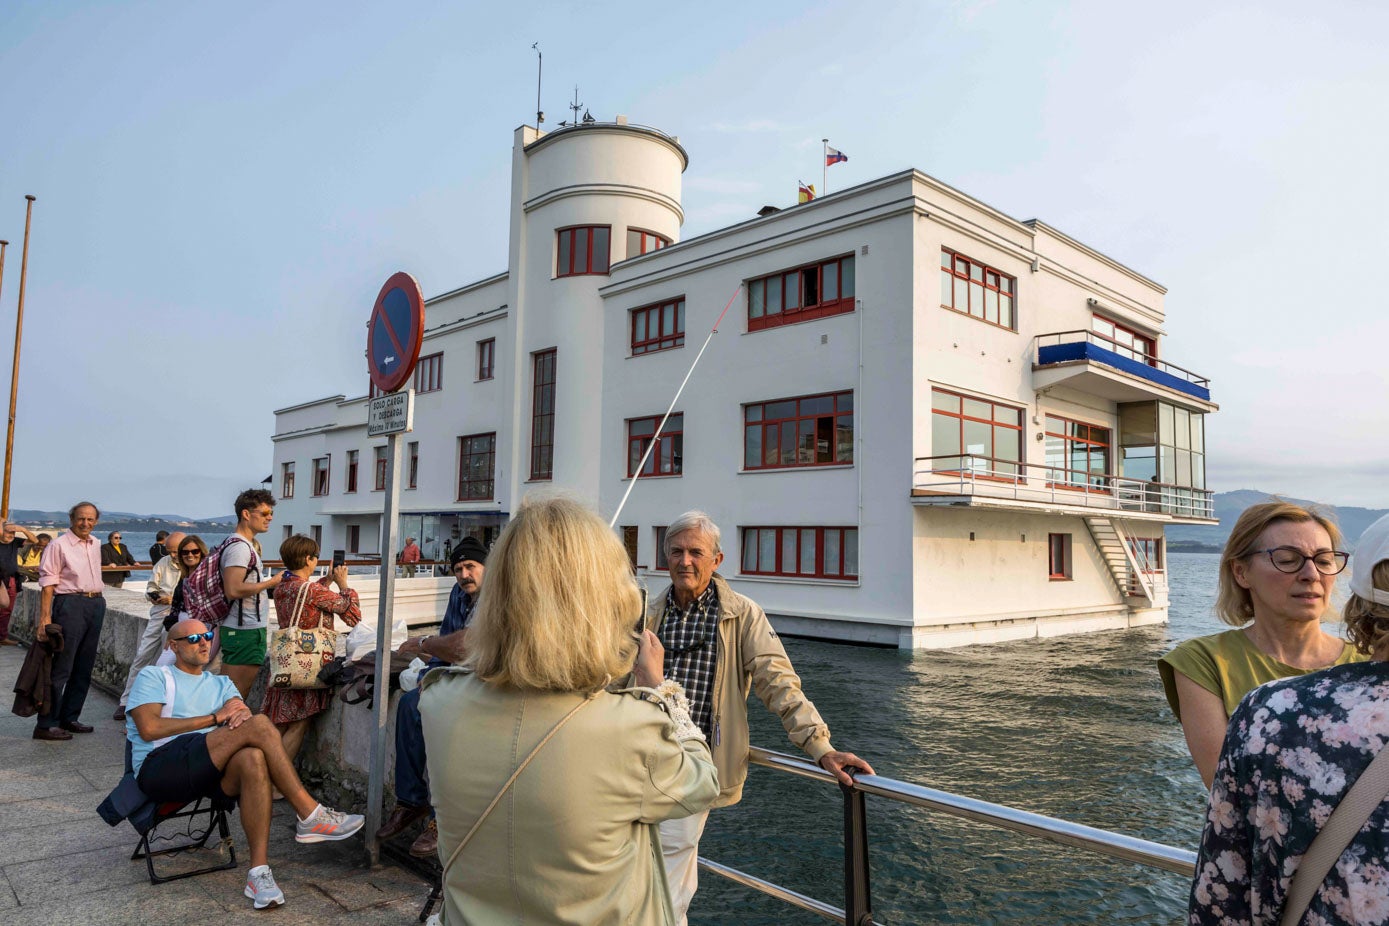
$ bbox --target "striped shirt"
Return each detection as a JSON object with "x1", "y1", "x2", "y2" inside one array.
[{"x1": 659, "y1": 584, "x2": 721, "y2": 740}]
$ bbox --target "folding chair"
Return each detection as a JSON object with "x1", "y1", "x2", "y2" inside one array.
[{"x1": 132, "y1": 793, "x2": 238, "y2": 884}]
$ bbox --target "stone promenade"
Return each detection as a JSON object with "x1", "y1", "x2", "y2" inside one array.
[{"x1": 0, "y1": 644, "x2": 430, "y2": 925}]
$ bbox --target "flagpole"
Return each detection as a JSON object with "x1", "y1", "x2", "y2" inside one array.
[
  {"x1": 823, "y1": 138, "x2": 828, "y2": 196},
  {"x1": 2, "y1": 196, "x2": 34, "y2": 521}
]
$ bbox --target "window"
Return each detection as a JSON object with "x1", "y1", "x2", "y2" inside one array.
[
  {"x1": 310, "y1": 456, "x2": 330, "y2": 496},
  {"x1": 631, "y1": 298, "x2": 685, "y2": 355},
  {"x1": 530, "y1": 349, "x2": 556, "y2": 480},
  {"x1": 347, "y1": 525, "x2": 360, "y2": 554},
  {"x1": 556, "y1": 225, "x2": 611, "y2": 277},
  {"x1": 311, "y1": 525, "x2": 322, "y2": 548},
  {"x1": 1048, "y1": 533, "x2": 1072, "y2": 580},
  {"x1": 374, "y1": 446, "x2": 387, "y2": 490},
  {"x1": 1044, "y1": 415, "x2": 1112, "y2": 490},
  {"x1": 1092, "y1": 315, "x2": 1156, "y2": 364},
  {"x1": 407, "y1": 442, "x2": 419, "y2": 489},
  {"x1": 458, "y1": 433, "x2": 496, "y2": 500},
  {"x1": 744, "y1": 391, "x2": 853, "y2": 470},
  {"x1": 1159, "y1": 403, "x2": 1206, "y2": 490},
  {"x1": 930, "y1": 389, "x2": 1023, "y2": 478},
  {"x1": 415, "y1": 353, "x2": 443, "y2": 393},
  {"x1": 654, "y1": 526, "x2": 669, "y2": 570},
  {"x1": 281, "y1": 462, "x2": 295, "y2": 499},
  {"x1": 283, "y1": 525, "x2": 293, "y2": 542},
  {"x1": 621, "y1": 526, "x2": 640, "y2": 569},
  {"x1": 626, "y1": 414, "x2": 683, "y2": 477},
  {"x1": 627, "y1": 228, "x2": 670, "y2": 258},
  {"x1": 747, "y1": 255, "x2": 855, "y2": 331},
  {"x1": 741, "y1": 527, "x2": 858, "y2": 580},
  {"x1": 1127, "y1": 537, "x2": 1163, "y2": 573},
  {"x1": 345, "y1": 450, "x2": 358, "y2": 493},
  {"x1": 477, "y1": 338, "x2": 495, "y2": 380},
  {"x1": 939, "y1": 249, "x2": 1016, "y2": 330}
]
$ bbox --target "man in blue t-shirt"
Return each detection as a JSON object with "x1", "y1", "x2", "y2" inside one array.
[{"x1": 127, "y1": 618, "x2": 365, "y2": 910}]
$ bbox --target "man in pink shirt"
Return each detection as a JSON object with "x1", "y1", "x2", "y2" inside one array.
[{"x1": 34, "y1": 501, "x2": 107, "y2": 741}]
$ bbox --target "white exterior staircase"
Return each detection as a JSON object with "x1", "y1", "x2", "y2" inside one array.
[{"x1": 1083, "y1": 516, "x2": 1167, "y2": 608}]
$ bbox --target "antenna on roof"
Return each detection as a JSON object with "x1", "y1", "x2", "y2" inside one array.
[
  {"x1": 531, "y1": 43, "x2": 543, "y2": 127},
  {"x1": 568, "y1": 86, "x2": 583, "y2": 124}
]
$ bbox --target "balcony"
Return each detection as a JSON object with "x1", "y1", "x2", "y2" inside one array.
[
  {"x1": 1033, "y1": 331, "x2": 1215, "y2": 411},
  {"x1": 912, "y1": 455, "x2": 1216, "y2": 522}
]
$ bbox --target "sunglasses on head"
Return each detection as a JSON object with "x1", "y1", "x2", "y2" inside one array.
[{"x1": 175, "y1": 631, "x2": 215, "y2": 644}]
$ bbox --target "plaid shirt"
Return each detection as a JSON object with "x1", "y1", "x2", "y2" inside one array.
[{"x1": 659, "y1": 584, "x2": 721, "y2": 740}]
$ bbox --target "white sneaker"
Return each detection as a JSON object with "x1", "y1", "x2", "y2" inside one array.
[
  {"x1": 295, "y1": 805, "x2": 366, "y2": 843},
  {"x1": 244, "y1": 865, "x2": 285, "y2": 909}
]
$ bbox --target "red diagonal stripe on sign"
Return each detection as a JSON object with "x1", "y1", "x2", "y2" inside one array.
[{"x1": 377, "y1": 301, "x2": 406, "y2": 359}]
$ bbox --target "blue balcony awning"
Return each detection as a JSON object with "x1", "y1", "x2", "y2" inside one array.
[{"x1": 1037, "y1": 340, "x2": 1211, "y2": 402}]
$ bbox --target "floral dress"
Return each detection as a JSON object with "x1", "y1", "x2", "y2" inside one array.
[
  {"x1": 262, "y1": 574, "x2": 361, "y2": 725},
  {"x1": 1189, "y1": 661, "x2": 1389, "y2": 925}
]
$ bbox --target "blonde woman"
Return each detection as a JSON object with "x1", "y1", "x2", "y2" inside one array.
[
  {"x1": 1159, "y1": 501, "x2": 1367, "y2": 787},
  {"x1": 420, "y1": 497, "x2": 719, "y2": 926}
]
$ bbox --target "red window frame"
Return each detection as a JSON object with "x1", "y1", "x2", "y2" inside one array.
[
  {"x1": 627, "y1": 228, "x2": 670, "y2": 258},
  {"x1": 627, "y1": 414, "x2": 683, "y2": 477},
  {"x1": 741, "y1": 526, "x2": 858, "y2": 580},
  {"x1": 281, "y1": 462, "x2": 295, "y2": 499},
  {"x1": 939, "y1": 248, "x2": 1017, "y2": 330},
  {"x1": 747, "y1": 255, "x2": 855, "y2": 331},
  {"x1": 1044, "y1": 414, "x2": 1112, "y2": 491},
  {"x1": 556, "y1": 225, "x2": 611, "y2": 277},
  {"x1": 530, "y1": 349, "x2": 556, "y2": 480},
  {"x1": 415, "y1": 353, "x2": 443, "y2": 394},
  {"x1": 477, "y1": 338, "x2": 495, "y2": 380},
  {"x1": 744, "y1": 391, "x2": 853, "y2": 470},
  {"x1": 631, "y1": 298, "x2": 685, "y2": 355},
  {"x1": 311, "y1": 456, "x2": 330, "y2": 497},
  {"x1": 310, "y1": 525, "x2": 322, "y2": 548},
  {"x1": 457, "y1": 432, "x2": 496, "y2": 500},
  {"x1": 407, "y1": 441, "x2": 419, "y2": 489},
  {"x1": 654, "y1": 526, "x2": 669, "y2": 570},
  {"x1": 930, "y1": 389, "x2": 1024, "y2": 480},
  {"x1": 1127, "y1": 537, "x2": 1163, "y2": 573},
  {"x1": 347, "y1": 524, "x2": 360, "y2": 553},
  {"x1": 373, "y1": 446, "x2": 387, "y2": 491},
  {"x1": 1091, "y1": 314, "x2": 1157, "y2": 364},
  {"x1": 621, "y1": 526, "x2": 640, "y2": 569},
  {"x1": 345, "y1": 450, "x2": 358, "y2": 493},
  {"x1": 1048, "y1": 533, "x2": 1072, "y2": 580}
]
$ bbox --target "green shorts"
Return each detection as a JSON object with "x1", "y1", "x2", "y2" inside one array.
[{"x1": 219, "y1": 626, "x2": 267, "y2": 666}]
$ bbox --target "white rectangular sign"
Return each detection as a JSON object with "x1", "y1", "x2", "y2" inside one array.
[{"x1": 367, "y1": 390, "x2": 414, "y2": 436}]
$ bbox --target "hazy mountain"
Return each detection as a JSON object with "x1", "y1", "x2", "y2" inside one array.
[
  {"x1": 1167, "y1": 491, "x2": 1388, "y2": 548},
  {"x1": 9, "y1": 508, "x2": 236, "y2": 528}
]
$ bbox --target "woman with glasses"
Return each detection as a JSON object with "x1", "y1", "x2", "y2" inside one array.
[{"x1": 1159, "y1": 501, "x2": 1367, "y2": 787}]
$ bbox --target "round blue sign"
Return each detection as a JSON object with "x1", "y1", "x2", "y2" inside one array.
[{"x1": 367, "y1": 271, "x2": 425, "y2": 394}]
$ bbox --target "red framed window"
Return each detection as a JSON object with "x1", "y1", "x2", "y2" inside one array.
[
  {"x1": 407, "y1": 441, "x2": 419, "y2": 489},
  {"x1": 415, "y1": 353, "x2": 443, "y2": 393},
  {"x1": 631, "y1": 298, "x2": 685, "y2": 355},
  {"x1": 654, "y1": 526, "x2": 669, "y2": 570},
  {"x1": 744, "y1": 391, "x2": 853, "y2": 470},
  {"x1": 312, "y1": 456, "x2": 330, "y2": 497},
  {"x1": 458, "y1": 432, "x2": 496, "y2": 500},
  {"x1": 345, "y1": 450, "x2": 358, "y2": 493},
  {"x1": 1092, "y1": 315, "x2": 1156, "y2": 364},
  {"x1": 748, "y1": 255, "x2": 855, "y2": 331},
  {"x1": 1127, "y1": 537, "x2": 1163, "y2": 572},
  {"x1": 627, "y1": 228, "x2": 670, "y2": 258},
  {"x1": 347, "y1": 525, "x2": 360, "y2": 553},
  {"x1": 1044, "y1": 415, "x2": 1112, "y2": 490},
  {"x1": 556, "y1": 225, "x2": 611, "y2": 277},
  {"x1": 1048, "y1": 533, "x2": 1072, "y2": 580},
  {"x1": 940, "y1": 249, "x2": 1016, "y2": 330},
  {"x1": 621, "y1": 526, "x2": 640, "y2": 569},
  {"x1": 477, "y1": 338, "x2": 495, "y2": 380},
  {"x1": 741, "y1": 526, "x2": 858, "y2": 580},
  {"x1": 281, "y1": 462, "x2": 295, "y2": 499},
  {"x1": 930, "y1": 389, "x2": 1023, "y2": 478},
  {"x1": 530, "y1": 349, "x2": 556, "y2": 480},
  {"x1": 627, "y1": 414, "x2": 683, "y2": 477},
  {"x1": 374, "y1": 446, "x2": 387, "y2": 490},
  {"x1": 310, "y1": 525, "x2": 322, "y2": 548}
]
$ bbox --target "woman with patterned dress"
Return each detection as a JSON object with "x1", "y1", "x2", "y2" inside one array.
[
  {"x1": 1188, "y1": 513, "x2": 1389, "y2": 925},
  {"x1": 263, "y1": 534, "x2": 361, "y2": 763}
]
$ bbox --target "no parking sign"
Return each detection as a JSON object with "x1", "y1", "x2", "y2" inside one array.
[{"x1": 367, "y1": 271, "x2": 425, "y2": 395}]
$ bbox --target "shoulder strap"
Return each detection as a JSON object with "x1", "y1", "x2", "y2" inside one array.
[
  {"x1": 440, "y1": 695, "x2": 594, "y2": 881},
  {"x1": 1279, "y1": 743, "x2": 1389, "y2": 926}
]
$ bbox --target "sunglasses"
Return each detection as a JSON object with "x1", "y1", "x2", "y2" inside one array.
[
  {"x1": 179, "y1": 549, "x2": 204, "y2": 557},
  {"x1": 174, "y1": 631, "x2": 215, "y2": 644}
]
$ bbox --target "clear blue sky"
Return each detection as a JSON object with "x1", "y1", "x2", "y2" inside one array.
[{"x1": 1, "y1": 0, "x2": 1385, "y2": 516}]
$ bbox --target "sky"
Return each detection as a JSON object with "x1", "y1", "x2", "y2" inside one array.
[{"x1": 0, "y1": 0, "x2": 1385, "y2": 517}]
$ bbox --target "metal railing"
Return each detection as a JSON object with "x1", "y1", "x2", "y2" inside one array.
[
  {"x1": 1033, "y1": 330, "x2": 1211, "y2": 390},
  {"x1": 699, "y1": 747, "x2": 1197, "y2": 925},
  {"x1": 912, "y1": 454, "x2": 1215, "y2": 520}
]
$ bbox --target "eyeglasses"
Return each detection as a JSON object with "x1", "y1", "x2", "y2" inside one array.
[
  {"x1": 174, "y1": 631, "x2": 215, "y2": 644},
  {"x1": 1245, "y1": 547, "x2": 1349, "y2": 576},
  {"x1": 179, "y1": 549, "x2": 203, "y2": 558}
]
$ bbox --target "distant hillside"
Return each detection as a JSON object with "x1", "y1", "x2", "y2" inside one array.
[
  {"x1": 1166, "y1": 491, "x2": 1388, "y2": 548},
  {"x1": 9, "y1": 508, "x2": 236, "y2": 532}
]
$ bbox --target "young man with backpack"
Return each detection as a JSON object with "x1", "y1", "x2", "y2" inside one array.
[{"x1": 217, "y1": 489, "x2": 282, "y2": 698}]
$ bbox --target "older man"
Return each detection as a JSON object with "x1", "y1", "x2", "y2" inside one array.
[
  {"x1": 650, "y1": 510, "x2": 875, "y2": 925},
  {"x1": 127, "y1": 618, "x2": 364, "y2": 909},
  {"x1": 113, "y1": 531, "x2": 185, "y2": 722},
  {"x1": 34, "y1": 502, "x2": 107, "y2": 741}
]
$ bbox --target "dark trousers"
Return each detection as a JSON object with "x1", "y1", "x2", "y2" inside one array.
[
  {"x1": 38, "y1": 594, "x2": 106, "y2": 729},
  {"x1": 0, "y1": 576, "x2": 16, "y2": 639},
  {"x1": 394, "y1": 686, "x2": 429, "y2": 807}
]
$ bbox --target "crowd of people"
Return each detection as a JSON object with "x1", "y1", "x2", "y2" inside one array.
[{"x1": 9, "y1": 489, "x2": 1387, "y2": 923}]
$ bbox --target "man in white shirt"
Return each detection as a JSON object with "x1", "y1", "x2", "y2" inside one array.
[{"x1": 114, "y1": 532, "x2": 184, "y2": 722}]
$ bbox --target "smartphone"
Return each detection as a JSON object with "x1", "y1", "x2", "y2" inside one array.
[{"x1": 331, "y1": 549, "x2": 345, "y2": 569}]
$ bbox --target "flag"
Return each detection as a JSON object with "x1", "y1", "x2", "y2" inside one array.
[
  {"x1": 798, "y1": 182, "x2": 816, "y2": 203},
  {"x1": 826, "y1": 146, "x2": 848, "y2": 166}
]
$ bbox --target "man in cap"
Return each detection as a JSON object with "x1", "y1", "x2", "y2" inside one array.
[{"x1": 376, "y1": 535, "x2": 487, "y2": 857}]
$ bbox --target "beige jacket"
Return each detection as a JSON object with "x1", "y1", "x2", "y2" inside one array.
[
  {"x1": 646, "y1": 573, "x2": 834, "y2": 808},
  {"x1": 419, "y1": 669, "x2": 719, "y2": 926}
]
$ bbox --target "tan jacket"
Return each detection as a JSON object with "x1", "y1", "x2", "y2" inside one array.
[
  {"x1": 419, "y1": 669, "x2": 719, "y2": 926},
  {"x1": 646, "y1": 574, "x2": 834, "y2": 808}
]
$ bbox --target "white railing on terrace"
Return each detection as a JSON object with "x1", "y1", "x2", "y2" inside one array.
[
  {"x1": 1033, "y1": 330, "x2": 1211, "y2": 390},
  {"x1": 912, "y1": 455, "x2": 1215, "y2": 520}
]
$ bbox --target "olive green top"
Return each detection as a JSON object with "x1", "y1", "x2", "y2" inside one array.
[{"x1": 1158, "y1": 629, "x2": 1368, "y2": 719}]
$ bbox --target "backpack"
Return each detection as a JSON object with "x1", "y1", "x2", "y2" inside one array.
[{"x1": 184, "y1": 536, "x2": 260, "y2": 628}]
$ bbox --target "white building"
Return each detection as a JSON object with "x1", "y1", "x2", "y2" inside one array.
[{"x1": 270, "y1": 118, "x2": 1217, "y2": 649}]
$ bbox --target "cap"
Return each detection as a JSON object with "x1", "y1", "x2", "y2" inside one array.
[
  {"x1": 451, "y1": 537, "x2": 488, "y2": 567},
  {"x1": 1350, "y1": 513, "x2": 1389, "y2": 606}
]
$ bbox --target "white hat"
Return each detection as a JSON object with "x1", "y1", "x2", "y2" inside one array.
[{"x1": 1350, "y1": 513, "x2": 1389, "y2": 607}]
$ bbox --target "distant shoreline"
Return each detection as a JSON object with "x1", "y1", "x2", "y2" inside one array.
[{"x1": 1168, "y1": 541, "x2": 1222, "y2": 554}]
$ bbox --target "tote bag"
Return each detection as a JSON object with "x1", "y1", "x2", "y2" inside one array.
[{"x1": 268, "y1": 580, "x2": 337, "y2": 690}]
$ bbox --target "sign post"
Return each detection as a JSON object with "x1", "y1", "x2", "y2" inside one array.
[{"x1": 363, "y1": 272, "x2": 425, "y2": 866}]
